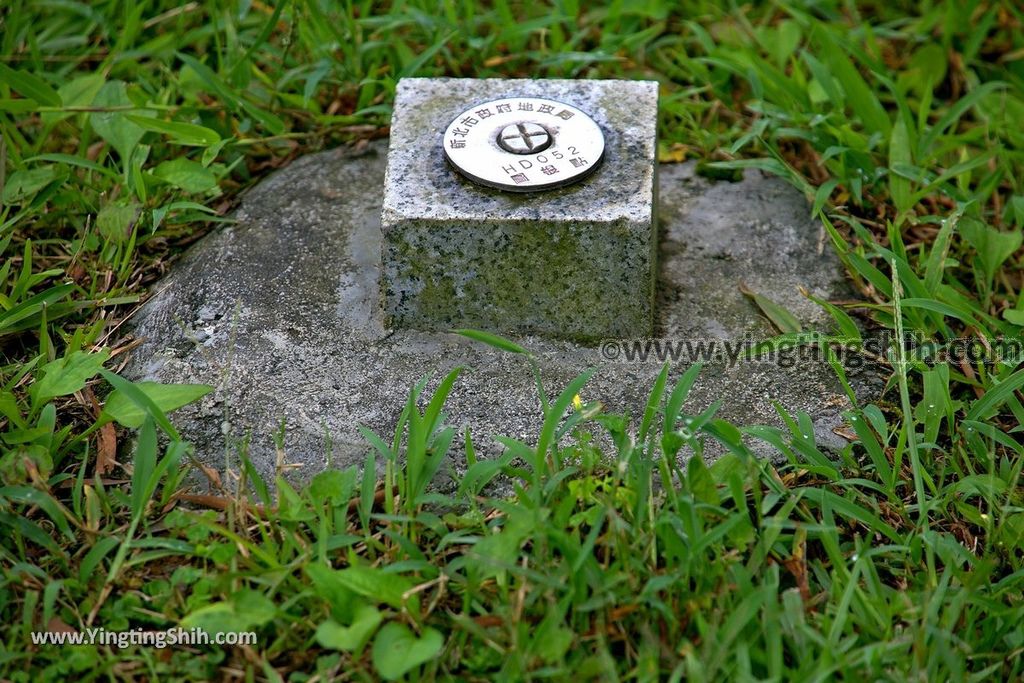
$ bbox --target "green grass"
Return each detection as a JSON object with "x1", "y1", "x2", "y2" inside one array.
[{"x1": 2, "y1": 0, "x2": 1024, "y2": 680}]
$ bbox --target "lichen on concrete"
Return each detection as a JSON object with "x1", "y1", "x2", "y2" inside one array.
[{"x1": 382, "y1": 216, "x2": 649, "y2": 340}]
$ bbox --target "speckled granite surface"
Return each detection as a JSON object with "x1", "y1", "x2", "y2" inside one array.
[{"x1": 381, "y1": 78, "x2": 658, "y2": 340}]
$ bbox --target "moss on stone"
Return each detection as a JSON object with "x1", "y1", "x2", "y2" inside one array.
[{"x1": 385, "y1": 216, "x2": 653, "y2": 341}]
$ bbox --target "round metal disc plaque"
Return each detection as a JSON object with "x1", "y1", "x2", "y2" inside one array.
[{"x1": 442, "y1": 97, "x2": 605, "y2": 192}]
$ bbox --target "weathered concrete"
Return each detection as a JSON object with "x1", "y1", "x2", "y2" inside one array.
[
  {"x1": 381, "y1": 79, "x2": 658, "y2": 340},
  {"x1": 125, "y1": 141, "x2": 879, "y2": 488}
]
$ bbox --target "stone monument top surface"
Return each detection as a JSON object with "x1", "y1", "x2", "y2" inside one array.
[{"x1": 381, "y1": 78, "x2": 658, "y2": 223}]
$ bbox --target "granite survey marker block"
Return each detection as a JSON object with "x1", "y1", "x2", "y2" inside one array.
[{"x1": 380, "y1": 78, "x2": 658, "y2": 340}]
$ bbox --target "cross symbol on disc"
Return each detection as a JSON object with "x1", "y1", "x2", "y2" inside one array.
[{"x1": 497, "y1": 122, "x2": 552, "y2": 154}]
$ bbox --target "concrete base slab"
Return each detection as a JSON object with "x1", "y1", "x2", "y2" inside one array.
[{"x1": 125, "y1": 142, "x2": 878, "y2": 487}]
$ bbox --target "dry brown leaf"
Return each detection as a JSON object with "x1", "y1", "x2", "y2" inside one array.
[
  {"x1": 47, "y1": 616, "x2": 77, "y2": 634},
  {"x1": 659, "y1": 143, "x2": 691, "y2": 163},
  {"x1": 609, "y1": 604, "x2": 639, "y2": 620},
  {"x1": 96, "y1": 422, "x2": 117, "y2": 476}
]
